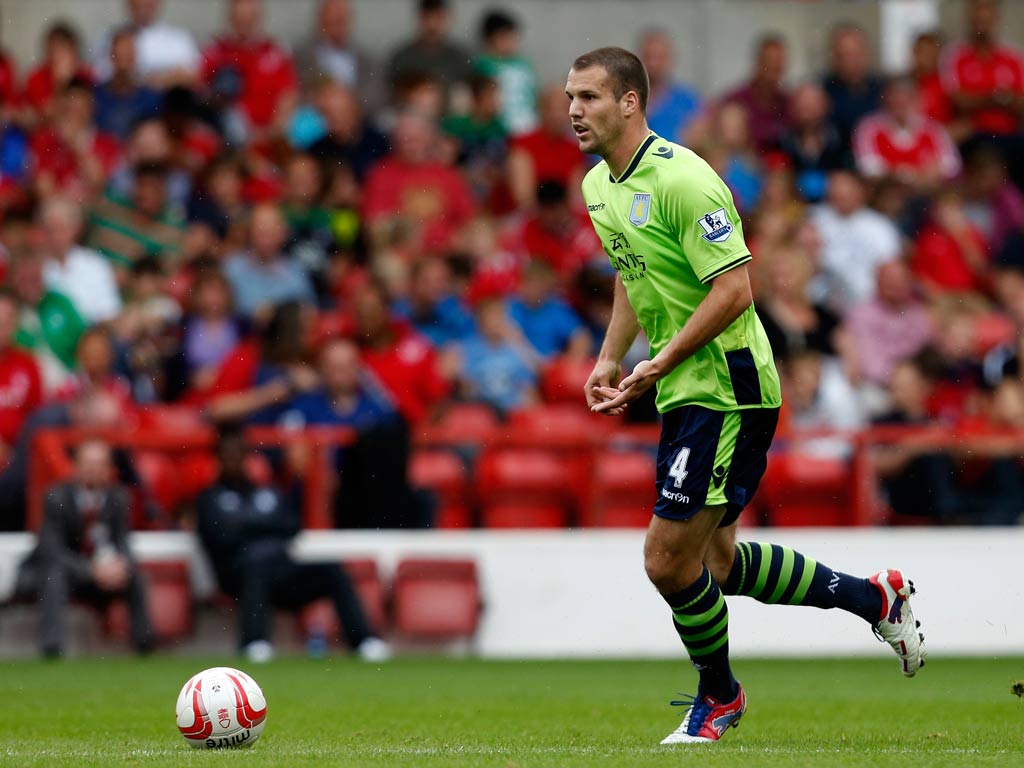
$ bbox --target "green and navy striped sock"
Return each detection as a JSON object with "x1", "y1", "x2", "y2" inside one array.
[
  {"x1": 723, "y1": 542, "x2": 882, "y2": 624},
  {"x1": 662, "y1": 567, "x2": 737, "y2": 702}
]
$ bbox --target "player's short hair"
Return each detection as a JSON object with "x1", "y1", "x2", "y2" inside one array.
[{"x1": 571, "y1": 47, "x2": 649, "y2": 113}]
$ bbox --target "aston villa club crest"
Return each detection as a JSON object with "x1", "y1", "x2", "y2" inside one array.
[
  {"x1": 698, "y1": 208, "x2": 733, "y2": 243},
  {"x1": 629, "y1": 193, "x2": 652, "y2": 226}
]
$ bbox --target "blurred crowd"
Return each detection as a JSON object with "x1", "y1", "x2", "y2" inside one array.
[{"x1": 0, "y1": 0, "x2": 1021, "y2": 532}]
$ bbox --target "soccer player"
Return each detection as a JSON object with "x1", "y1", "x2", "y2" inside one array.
[{"x1": 567, "y1": 47, "x2": 926, "y2": 745}]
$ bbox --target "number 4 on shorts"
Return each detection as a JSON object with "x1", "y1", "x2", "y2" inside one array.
[{"x1": 668, "y1": 447, "x2": 690, "y2": 488}]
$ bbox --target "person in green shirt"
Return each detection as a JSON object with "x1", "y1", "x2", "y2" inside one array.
[
  {"x1": 567, "y1": 47, "x2": 925, "y2": 745},
  {"x1": 474, "y1": 10, "x2": 537, "y2": 136}
]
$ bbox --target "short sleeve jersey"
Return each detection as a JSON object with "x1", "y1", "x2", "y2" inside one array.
[{"x1": 582, "y1": 133, "x2": 781, "y2": 413}]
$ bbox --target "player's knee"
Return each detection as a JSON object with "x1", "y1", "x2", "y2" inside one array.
[
  {"x1": 644, "y1": 549, "x2": 700, "y2": 595},
  {"x1": 704, "y1": 545, "x2": 736, "y2": 587}
]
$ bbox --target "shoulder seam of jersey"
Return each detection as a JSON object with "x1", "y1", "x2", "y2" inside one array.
[{"x1": 609, "y1": 134, "x2": 658, "y2": 184}]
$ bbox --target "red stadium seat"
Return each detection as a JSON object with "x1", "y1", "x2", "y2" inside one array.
[
  {"x1": 505, "y1": 404, "x2": 595, "y2": 444},
  {"x1": 540, "y1": 356, "x2": 597, "y2": 403},
  {"x1": 136, "y1": 405, "x2": 208, "y2": 433},
  {"x1": 104, "y1": 560, "x2": 192, "y2": 644},
  {"x1": 134, "y1": 452, "x2": 181, "y2": 516},
  {"x1": 759, "y1": 453, "x2": 852, "y2": 526},
  {"x1": 417, "y1": 402, "x2": 500, "y2": 447},
  {"x1": 298, "y1": 559, "x2": 388, "y2": 643},
  {"x1": 410, "y1": 448, "x2": 473, "y2": 528},
  {"x1": 581, "y1": 449, "x2": 655, "y2": 527},
  {"x1": 475, "y1": 447, "x2": 574, "y2": 528},
  {"x1": 391, "y1": 558, "x2": 482, "y2": 640}
]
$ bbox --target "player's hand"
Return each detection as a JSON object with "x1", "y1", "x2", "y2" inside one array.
[
  {"x1": 584, "y1": 358, "x2": 622, "y2": 414},
  {"x1": 591, "y1": 359, "x2": 661, "y2": 414},
  {"x1": 92, "y1": 556, "x2": 130, "y2": 591}
]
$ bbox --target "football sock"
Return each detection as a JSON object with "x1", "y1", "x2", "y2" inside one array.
[
  {"x1": 722, "y1": 542, "x2": 882, "y2": 624},
  {"x1": 661, "y1": 567, "x2": 738, "y2": 702}
]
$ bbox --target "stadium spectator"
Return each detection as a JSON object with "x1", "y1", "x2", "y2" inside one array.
[
  {"x1": 282, "y1": 336, "x2": 426, "y2": 529},
  {"x1": 961, "y1": 148, "x2": 1024, "y2": 254},
  {"x1": 308, "y1": 82, "x2": 388, "y2": 183},
  {"x1": 778, "y1": 82, "x2": 848, "y2": 203},
  {"x1": 224, "y1": 204, "x2": 317, "y2": 319},
  {"x1": 201, "y1": 0, "x2": 298, "y2": 143},
  {"x1": 29, "y1": 78, "x2": 120, "y2": 199},
  {"x1": 0, "y1": 290, "x2": 43, "y2": 466},
  {"x1": 911, "y1": 189, "x2": 989, "y2": 297},
  {"x1": 474, "y1": 9, "x2": 537, "y2": 136},
  {"x1": 822, "y1": 23, "x2": 883, "y2": 153},
  {"x1": 393, "y1": 257, "x2": 475, "y2": 347},
  {"x1": 809, "y1": 170, "x2": 901, "y2": 311},
  {"x1": 456, "y1": 295, "x2": 538, "y2": 412},
  {"x1": 695, "y1": 101, "x2": 763, "y2": 214},
  {"x1": 9, "y1": 253, "x2": 85, "y2": 394},
  {"x1": 911, "y1": 32, "x2": 954, "y2": 128},
  {"x1": 38, "y1": 197, "x2": 122, "y2": 325},
  {"x1": 506, "y1": 85, "x2": 585, "y2": 210},
  {"x1": 111, "y1": 257, "x2": 181, "y2": 402},
  {"x1": 14, "y1": 438, "x2": 154, "y2": 656},
  {"x1": 779, "y1": 349, "x2": 866, "y2": 458},
  {"x1": 872, "y1": 354, "x2": 959, "y2": 522},
  {"x1": 294, "y1": 0, "x2": 382, "y2": 112},
  {"x1": 841, "y1": 260, "x2": 934, "y2": 398},
  {"x1": 0, "y1": 44, "x2": 17, "y2": 119},
  {"x1": 386, "y1": 0, "x2": 473, "y2": 112},
  {"x1": 500, "y1": 180, "x2": 603, "y2": 280},
  {"x1": 280, "y1": 152, "x2": 337, "y2": 301},
  {"x1": 87, "y1": 161, "x2": 185, "y2": 269},
  {"x1": 507, "y1": 260, "x2": 590, "y2": 360},
  {"x1": 362, "y1": 110, "x2": 476, "y2": 254},
  {"x1": 106, "y1": 118, "x2": 191, "y2": 212},
  {"x1": 186, "y1": 153, "x2": 249, "y2": 254},
  {"x1": 442, "y1": 73, "x2": 508, "y2": 206},
  {"x1": 164, "y1": 267, "x2": 244, "y2": 399},
  {"x1": 198, "y1": 300, "x2": 315, "y2": 422},
  {"x1": 853, "y1": 76, "x2": 961, "y2": 190},
  {"x1": 756, "y1": 244, "x2": 841, "y2": 359},
  {"x1": 346, "y1": 280, "x2": 449, "y2": 425},
  {"x1": 196, "y1": 423, "x2": 390, "y2": 662},
  {"x1": 720, "y1": 34, "x2": 791, "y2": 155},
  {"x1": 941, "y1": 0, "x2": 1024, "y2": 139},
  {"x1": 21, "y1": 22, "x2": 93, "y2": 123},
  {"x1": 92, "y1": 27, "x2": 162, "y2": 141},
  {"x1": 638, "y1": 29, "x2": 701, "y2": 144},
  {"x1": 91, "y1": 0, "x2": 200, "y2": 88}
]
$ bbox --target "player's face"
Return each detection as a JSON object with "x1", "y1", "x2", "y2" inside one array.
[{"x1": 566, "y1": 66, "x2": 626, "y2": 158}]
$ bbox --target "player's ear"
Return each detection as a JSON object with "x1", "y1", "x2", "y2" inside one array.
[{"x1": 621, "y1": 89, "x2": 640, "y2": 117}]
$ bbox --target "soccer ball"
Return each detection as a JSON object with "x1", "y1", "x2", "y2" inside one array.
[{"x1": 175, "y1": 667, "x2": 267, "y2": 749}]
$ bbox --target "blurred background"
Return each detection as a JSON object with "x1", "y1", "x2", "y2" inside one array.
[{"x1": 0, "y1": 0, "x2": 1021, "y2": 661}]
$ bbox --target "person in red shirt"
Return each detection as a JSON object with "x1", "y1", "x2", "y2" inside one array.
[
  {"x1": 941, "y1": 0, "x2": 1024, "y2": 137},
  {"x1": 21, "y1": 21, "x2": 93, "y2": 124},
  {"x1": 507, "y1": 85, "x2": 586, "y2": 211},
  {"x1": 912, "y1": 189, "x2": 990, "y2": 296},
  {"x1": 853, "y1": 75, "x2": 961, "y2": 191},
  {"x1": 201, "y1": 0, "x2": 298, "y2": 142},
  {"x1": 499, "y1": 180, "x2": 602, "y2": 281},
  {"x1": 912, "y1": 32, "x2": 952, "y2": 126},
  {"x1": 719, "y1": 35, "x2": 791, "y2": 156},
  {"x1": 0, "y1": 290, "x2": 42, "y2": 466},
  {"x1": 361, "y1": 111, "x2": 476, "y2": 255},
  {"x1": 347, "y1": 281, "x2": 448, "y2": 426},
  {"x1": 29, "y1": 79, "x2": 121, "y2": 199}
]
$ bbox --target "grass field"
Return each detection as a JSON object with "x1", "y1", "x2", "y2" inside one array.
[{"x1": 1, "y1": 656, "x2": 1022, "y2": 767}]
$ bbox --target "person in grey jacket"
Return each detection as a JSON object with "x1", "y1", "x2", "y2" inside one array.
[{"x1": 16, "y1": 438, "x2": 154, "y2": 657}]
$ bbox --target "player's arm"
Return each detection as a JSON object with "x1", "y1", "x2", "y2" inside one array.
[
  {"x1": 586, "y1": 275, "x2": 641, "y2": 413},
  {"x1": 592, "y1": 265, "x2": 752, "y2": 412}
]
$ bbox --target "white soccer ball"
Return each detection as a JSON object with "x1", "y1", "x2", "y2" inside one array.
[{"x1": 175, "y1": 667, "x2": 267, "y2": 749}]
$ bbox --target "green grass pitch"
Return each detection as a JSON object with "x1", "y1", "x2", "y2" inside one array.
[{"x1": 1, "y1": 656, "x2": 1022, "y2": 767}]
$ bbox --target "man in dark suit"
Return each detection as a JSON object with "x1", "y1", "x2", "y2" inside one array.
[
  {"x1": 16, "y1": 438, "x2": 154, "y2": 657},
  {"x1": 196, "y1": 424, "x2": 390, "y2": 663}
]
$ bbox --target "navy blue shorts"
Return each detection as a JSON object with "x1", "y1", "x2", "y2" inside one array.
[{"x1": 653, "y1": 405, "x2": 779, "y2": 527}]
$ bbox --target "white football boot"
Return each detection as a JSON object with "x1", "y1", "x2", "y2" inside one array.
[{"x1": 869, "y1": 569, "x2": 926, "y2": 676}]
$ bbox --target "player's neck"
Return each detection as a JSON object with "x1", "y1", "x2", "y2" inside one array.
[{"x1": 605, "y1": 122, "x2": 652, "y2": 179}]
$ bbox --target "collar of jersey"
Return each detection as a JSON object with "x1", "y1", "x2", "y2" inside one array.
[{"x1": 609, "y1": 132, "x2": 658, "y2": 184}]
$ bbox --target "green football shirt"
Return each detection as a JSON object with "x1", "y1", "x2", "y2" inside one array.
[{"x1": 582, "y1": 133, "x2": 781, "y2": 413}]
